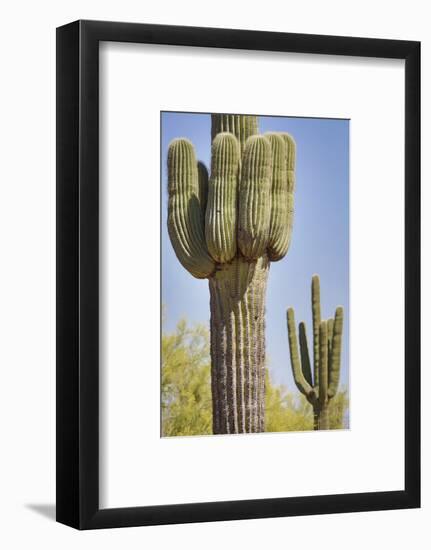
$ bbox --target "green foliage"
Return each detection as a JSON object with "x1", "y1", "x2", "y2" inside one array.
[
  {"x1": 265, "y1": 372, "x2": 349, "y2": 432},
  {"x1": 161, "y1": 318, "x2": 212, "y2": 436},
  {"x1": 265, "y1": 373, "x2": 313, "y2": 432},
  {"x1": 327, "y1": 390, "x2": 350, "y2": 430},
  {"x1": 161, "y1": 318, "x2": 349, "y2": 436}
]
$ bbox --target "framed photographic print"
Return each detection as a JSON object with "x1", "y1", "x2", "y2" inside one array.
[{"x1": 56, "y1": 20, "x2": 420, "y2": 529}]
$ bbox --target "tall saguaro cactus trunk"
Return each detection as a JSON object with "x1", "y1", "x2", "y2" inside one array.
[
  {"x1": 286, "y1": 275, "x2": 344, "y2": 430},
  {"x1": 209, "y1": 256, "x2": 269, "y2": 433},
  {"x1": 167, "y1": 114, "x2": 296, "y2": 434}
]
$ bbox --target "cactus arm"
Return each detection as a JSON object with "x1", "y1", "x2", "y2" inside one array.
[
  {"x1": 278, "y1": 132, "x2": 296, "y2": 257},
  {"x1": 197, "y1": 161, "x2": 209, "y2": 211},
  {"x1": 317, "y1": 320, "x2": 329, "y2": 429},
  {"x1": 318, "y1": 320, "x2": 328, "y2": 404},
  {"x1": 238, "y1": 135, "x2": 272, "y2": 259},
  {"x1": 211, "y1": 114, "x2": 258, "y2": 154},
  {"x1": 287, "y1": 308, "x2": 314, "y2": 399},
  {"x1": 205, "y1": 133, "x2": 240, "y2": 263},
  {"x1": 311, "y1": 274, "x2": 321, "y2": 386},
  {"x1": 265, "y1": 133, "x2": 291, "y2": 262},
  {"x1": 280, "y1": 132, "x2": 296, "y2": 189},
  {"x1": 298, "y1": 321, "x2": 313, "y2": 387},
  {"x1": 167, "y1": 138, "x2": 215, "y2": 279},
  {"x1": 327, "y1": 317, "x2": 334, "y2": 367},
  {"x1": 328, "y1": 318, "x2": 334, "y2": 336},
  {"x1": 328, "y1": 306, "x2": 344, "y2": 398}
]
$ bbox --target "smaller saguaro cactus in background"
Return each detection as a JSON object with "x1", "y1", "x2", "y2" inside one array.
[{"x1": 286, "y1": 275, "x2": 344, "y2": 430}]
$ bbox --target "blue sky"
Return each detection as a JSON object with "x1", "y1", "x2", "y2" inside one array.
[{"x1": 161, "y1": 112, "x2": 349, "y2": 392}]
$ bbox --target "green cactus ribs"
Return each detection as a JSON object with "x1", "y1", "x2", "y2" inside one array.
[
  {"x1": 210, "y1": 114, "x2": 258, "y2": 154},
  {"x1": 167, "y1": 113, "x2": 296, "y2": 434},
  {"x1": 286, "y1": 275, "x2": 344, "y2": 430},
  {"x1": 209, "y1": 256, "x2": 269, "y2": 433},
  {"x1": 167, "y1": 138, "x2": 214, "y2": 279}
]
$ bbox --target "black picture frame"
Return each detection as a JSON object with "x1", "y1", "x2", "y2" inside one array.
[{"x1": 56, "y1": 19, "x2": 420, "y2": 530}]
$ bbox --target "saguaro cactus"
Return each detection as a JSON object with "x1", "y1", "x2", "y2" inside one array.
[
  {"x1": 167, "y1": 114, "x2": 296, "y2": 434},
  {"x1": 286, "y1": 275, "x2": 344, "y2": 430}
]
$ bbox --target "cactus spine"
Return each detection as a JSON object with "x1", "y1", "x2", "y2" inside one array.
[
  {"x1": 167, "y1": 114, "x2": 296, "y2": 433},
  {"x1": 286, "y1": 275, "x2": 344, "y2": 430}
]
